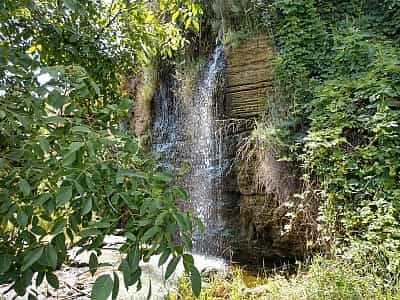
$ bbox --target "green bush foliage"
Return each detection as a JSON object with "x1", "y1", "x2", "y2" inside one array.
[
  {"x1": 264, "y1": 255, "x2": 400, "y2": 300},
  {"x1": 261, "y1": 0, "x2": 400, "y2": 280},
  {"x1": 0, "y1": 0, "x2": 202, "y2": 299}
]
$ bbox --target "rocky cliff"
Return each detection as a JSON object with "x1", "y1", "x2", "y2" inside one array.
[
  {"x1": 225, "y1": 35, "x2": 274, "y2": 118},
  {"x1": 224, "y1": 35, "x2": 318, "y2": 262}
]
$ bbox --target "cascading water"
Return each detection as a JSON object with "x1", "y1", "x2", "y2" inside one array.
[
  {"x1": 152, "y1": 46, "x2": 236, "y2": 257},
  {"x1": 187, "y1": 45, "x2": 226, "y2": 255}
]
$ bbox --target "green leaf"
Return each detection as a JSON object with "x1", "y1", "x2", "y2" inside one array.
[
  {"x1": 36, "y1": 271, "x2": 45, "y2": 287},
  {"x1": 112, "y1": 272, "x2": 119, "y2": 300},
  {"x1": 0, "y1": 255, "x2": 12, "y2": 273},
  {"x1": 190, "y1": 265, "x2": 202, "y2": 297},
  {"x1": 87, "y1": 141, "x2": 96, "y2": 158},
  {"x1": 33, "y1": 193, "x2": 51, "y2": 206},
  {"x1": 173, "y1": 213, "x2": 189, "y2": 231},
  {"x1": 193, "y1": 20, "x2": 200, "y2": 32},
  {"x1": 85, "y1": 175, "x2": 95, "y2": 191},
  {"x1": 165, "y1": 256, "x2": 180, "y2": 280},
  {"x1": 63, "y1": 142, "x2": 84, "y2": 166},
  {"x1": 125, "y1": 232, "x2": 136, "y2": 242},
  {"x1": 50, "y1": 218, "x2": 66, "y2": 235},
  {"x1": 90, "y1": 81, "x2": 101, "y2": 95},
  {"x1": 62, "y1": 150, "x2": 76, "y2": 166},
  {"x1": 89, "y1": 253, "x2": 98, "y2": 275},
  {"x1": 81, "y1": 198, "x2": 93, "y2": 215},
  {"x1": 182, "y1": 235, "x2": 193, "y2": 250},
  {"x1": 19, "y1": 179, "x2": 31, "y2": 196},
  {"x1": 48, "y1": 91, "x2": 68, "y2": 109},
  {"x1": 185, "y1": 18, "x2": 191, "y2": 29},
  {"x1": 17, "y1": 210, "x2": 29, "y2": 227},
  {"x1": 63, "y1": 0, "x2": 77, "y2": 10},
  {"x1": 22, "y1": 247, "x2": 44, "y2": 271},
  {"x1": 131, "y1": 268, "x2": 141, "y2": 286},
  {"x1": 91, "y1": 221, "x2": 111, "y2": 229},
  {"x1": 38, "y1": 137, "x2": 51, "y2": 153},
  {"x1": 80, "y1": 228, "x2": 101, "y2": 238},
  {"x1": 172, "y1": 11, "x2": 179, "y2": 22},
  {"x1": 56, "y1": 185, "x2": 73, "y2": 207},
  {"x1": 71, "y1": 126, "x2": 92, "y2": 133},
  {"x1": 69, "y1": 141, "x2": 85, "y2": 152},
  {"x1": 46, "y1": 272, "x2": 59, "y2": 289},
  {"x1": 45, "y1": 244, "x2": 58, "y2": 270},
  {"x1": 153, "y1": 172, "x2": 173, "y2": 183},
  {"x1": 183, "y1": 254, "x2": 194, "y2": 266},
  {"x1": 143, "y1": 226, "x2": 160, "y2": 242},
  {"x1": 91, "y1": 274, "x2": 113, "y2": 300},
  {"x1": 158, "y1": 249, "x2": 170, "y2": 267},
  {"x1": 31, "y1": 225, "x2": 47, "y2": 236},
  {"x1": 124, "y1": 140, "x2": 138, "y2": 154},
  {"x1": 119, "y1": 259, "x2": 131, "y2": 289},
  {"x1": 173, "y1": 187, "x2": 189, "y2": 201}
]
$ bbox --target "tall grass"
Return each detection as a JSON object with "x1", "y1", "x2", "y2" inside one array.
[{"x1": 171, "y1": 253, "x2": 400, "y2": 300}]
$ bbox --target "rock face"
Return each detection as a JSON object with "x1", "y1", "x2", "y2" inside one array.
[
  {"x1": 223, "y1": 35, "x2": 317, "y2": 262},
  {"x1": 129, "y1": 63, "x2": 158, "y2": 149},
  {"x1": 237, "y1": 150, "x2": 314, "y2": 261},
  {"x1": 225, "y1": 36, "x2": 274, "y2": 118}
]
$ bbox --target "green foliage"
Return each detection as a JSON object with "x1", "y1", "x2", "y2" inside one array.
[
  {"x1": 197, "y1": 0, "x2": 266, "y2": 34},
  {"x1": 0, "y1": 0, "x2": 203, "y2": 298},
  {"x1": 92, "y1": 274, "x2": 114, "y2": 300},
  {"x1": 175, "y1": 254, "x2": 400, "y2": 299},
  {"x1": 172, "y1": 267, "x2": 259, "y2": 300},
  {"x1": 264, "y1": 255, "x2": 400, "y2": 300},
  {"x1": 258, "y1": 0, "x2": 400, "y2": 284}
]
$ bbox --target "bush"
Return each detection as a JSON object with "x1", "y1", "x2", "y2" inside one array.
[
  {"x1": 260, "y1": 0, "x2": 400, "y2": 274},
  {"x1": 0, "y1": 0, "x2": 202, "y2": 298}
]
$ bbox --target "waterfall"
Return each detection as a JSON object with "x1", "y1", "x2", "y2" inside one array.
[{"x1": 152, "y1": 46, "x2": 235, "y2": 257}]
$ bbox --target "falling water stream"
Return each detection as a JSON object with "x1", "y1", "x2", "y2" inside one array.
[{"x1": 152, "y1": 45, "x2": 232, "y2": 256}]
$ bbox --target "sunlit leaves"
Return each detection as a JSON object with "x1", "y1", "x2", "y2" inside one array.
[
  {"x1": 269, "y1": 0, "x2": 400, "y2": 276},
  {"x1": 0, "y1": 0, "x2": 202, "y2": 298}
]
